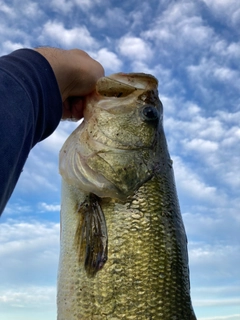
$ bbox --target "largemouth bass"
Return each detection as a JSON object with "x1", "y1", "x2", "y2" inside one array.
[{"x1": 58, "y1": 73, "x2": 197, "y2": 320}]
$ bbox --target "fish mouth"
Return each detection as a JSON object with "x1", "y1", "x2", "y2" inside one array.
[{"x1": 96, "y1": 73, "x2": 158, "y2": 97}]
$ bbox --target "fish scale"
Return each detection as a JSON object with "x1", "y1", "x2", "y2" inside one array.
[{"x1": 58, "y1": 174, "x2": 195, "y2": 319}]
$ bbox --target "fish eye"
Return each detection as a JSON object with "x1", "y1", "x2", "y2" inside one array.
[{"x1": 142, "y1": 105, "x2": 159, "y2": 121}]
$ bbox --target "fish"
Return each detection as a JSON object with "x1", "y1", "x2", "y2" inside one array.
[{"x1": 57, "y1": 73, "x2": 197, "y2": 320}]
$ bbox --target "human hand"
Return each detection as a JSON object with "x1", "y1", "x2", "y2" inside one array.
[{"x1": 35, "y1": 47, "x2": 104, "y2": 120}]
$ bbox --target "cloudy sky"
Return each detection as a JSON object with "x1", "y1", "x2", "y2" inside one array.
[{"x1": 0, "y1": 0, "x2": 240, "y2": 319}]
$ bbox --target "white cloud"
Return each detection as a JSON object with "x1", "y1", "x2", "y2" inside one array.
[
  {"x1": 183, "y1": 138, "x2": 218, "y2": 152},
  {"x1": 187, "y1": 241, "x2": 240, "y2": 318},
  {"x1": 188, "y1": 242, "x2": 240, "y2": 290},
  {"x1": 16, "y1": 156, "x2": 60, "y2": 194},
  {"x1": 39, "y1": 202, "x2": 60, "y2": 212},
  {"x1": 188, "y1": 58, "x2": 240, "y2": 90},
  {"x1": 22, "y1": 1, "x2": 39, "y2": 17},
  {"x1": 0, "y1": 286, "x2": 57, "y2": 320},
  {"x1": 189, "y1": 243, "x2": 239, "y2": 269},
  {"x1": 0, "y1": 220, "x2": 59, "y2": 286},
  {"x1": 43, "y1": 0, "x2": 103, "y2": 14},
  {"x1": 89, "y1": 14, "x2": 107, "y2": 29},
  {"x1": 118, "y1": 35, "x2": 153, "y2": 61},
  {"x1": 39, "y1": 21, "x2": 99, "y2": 49},
  {"x1": 183, "y1": 209, "x2": 240, "y2": 245},
  {"x1": 73, "y1": 0, "x2": 101, "y2": 11},
  {"x1": 92, "y1": 48, "x2": 122, "y2": 73},
  {"x1": 129, "y1": 3, "x2": 152, "y2": 30},
  {"x1": 0, "y1": 0, "x2": 13, "y2": 15},
  {"x1": 143, "y1": 1, "x2": 213, "y2": 51},
  {"x1": 3, "y1": 203, "x2": 32, "y2": 216},
  {"x1": 172, "y1": 156, "x2": 221, "y2": 204},
  {"x1": 202, "y1": 0, "x2": 240, "y2": 28},
  {"x1": 0, "y1": 0, "x2": 40, "y2": 19},
  {"x1": 89, "y1": 6, "x2": 134, "y2": 30},
  {"x1": 40, "y1": 121, "x2": 79, "y2": 155},
  {"x1": 2, "y1": 40, "x2": 26, "y2": 53},
  {"x1": 12, "y1": 121, "x2": 80, "y2": 196},
  {"x1": 199, "y1": 315, "x2": 240, "y2": 320},
  {"x1": 104, "y1": 7, "x2": 130, "y2": 29},
  {"x1": 213, "y1": 66, "x2": 239, "y2": 82},
  {"x1": 215, "y1": 41, "x2": 240, "y2": 59},
  {"x1": 0, "y1": 286, "x2": 56, "y2": 307},
  {"x1": 164, "y1": 102, "x2": 240, "y2": 193},
  {"x1": 0, "y1": 28, "x2": 32, "y2": 56},
  {"x1": 50, "y1": 0, "x2": 73, "y2": 13},
  {"x1": 216, "y1": 110, "x2": 240, "y2": 124},
  {"x1": 0, "y1": 220, "x2": 59, "y2": 246},
  {"x1": 195, "y1": 298, "x2": 240, "y2": 307}
]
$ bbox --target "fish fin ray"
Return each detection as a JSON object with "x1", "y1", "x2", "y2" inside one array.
[{"x1": 75, "y1": 193, "x2": 108, "y2": 277}]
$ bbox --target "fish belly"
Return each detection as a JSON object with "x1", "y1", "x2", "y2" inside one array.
[{"x1": 57, "y1": 171, "x2": 196, "y2": 320}]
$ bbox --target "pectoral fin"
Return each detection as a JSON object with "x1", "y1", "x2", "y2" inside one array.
[{"x1": 76, "y1": 193, "x2": 108, "y2": 277}]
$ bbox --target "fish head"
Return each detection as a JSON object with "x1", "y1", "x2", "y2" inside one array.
[{"x1": 59, "y1": 73, "x2": 163, "y2": 200}]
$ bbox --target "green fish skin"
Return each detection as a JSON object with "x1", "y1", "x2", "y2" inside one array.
[{"x1": 58, "y1": 73, "x2": 197, "y2": 320}]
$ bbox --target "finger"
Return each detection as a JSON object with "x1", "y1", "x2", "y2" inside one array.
[
  {"x1": 62, "y1": 97, "x2": 84, "y2": 121},
  {"x1": 69, "y1": 97, "x2": 84, "y2": 119},
  {"x1": 67, "y1": 51, "x2": 105, "y2": 98},
  {"x1": 62, "y1": 99, "x2": 71, "y2": 120}
]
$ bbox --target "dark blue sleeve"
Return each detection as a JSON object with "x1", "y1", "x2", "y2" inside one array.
[{"x1": 0, "y1": 49, "x2": 62, "y2": 215}]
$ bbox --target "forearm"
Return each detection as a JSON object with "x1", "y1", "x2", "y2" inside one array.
[{"x1": 0, "y1": 49, "x2": 62, "y2": 215}]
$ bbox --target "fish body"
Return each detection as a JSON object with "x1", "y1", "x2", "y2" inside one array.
[{"x1": 57, "y1": 73, "x2": 197, "y2": 320}]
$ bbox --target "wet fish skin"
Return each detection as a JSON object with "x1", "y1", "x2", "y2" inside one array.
[{"x1": 57, "y1": 73, "x2": 197, "y2": 320}]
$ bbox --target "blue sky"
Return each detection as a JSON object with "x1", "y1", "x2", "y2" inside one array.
[{"x1": 0, "y1": 0, "x2": 240, "y2": 319}]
